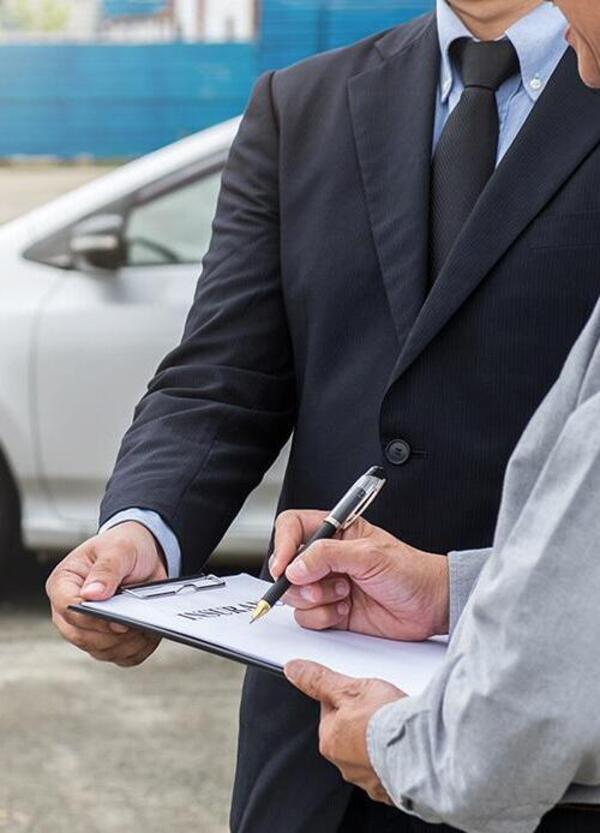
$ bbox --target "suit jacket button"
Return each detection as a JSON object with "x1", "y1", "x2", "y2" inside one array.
[{"x1": 385, "y1": 439, "x2": 412, "y2": 465}]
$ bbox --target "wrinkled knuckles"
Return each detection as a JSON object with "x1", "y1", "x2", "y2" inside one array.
[
  {"x1": 305, "y1": 540, "x2": 328, "y2": 561},
  {"x1": 341, "y1": 683, "x2": 364, "y2": 701},
  {"x1": 296, "y1": 607, "x2": 337, "y2": 631},
  {"x1": 307, "y1": 664, "x2": 326, "y2": 689},
  {"x1": 275, "y1": 509, "x2": 297, "y2": 527}
]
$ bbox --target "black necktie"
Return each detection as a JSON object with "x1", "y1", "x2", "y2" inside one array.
[{"x1": 430, "y1": 38, "x2": 520, "y2": 281}]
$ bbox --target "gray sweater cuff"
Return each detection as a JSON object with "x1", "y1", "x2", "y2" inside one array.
[
  {"x1": 447, "y1": 548, "x2": 492, "y2": 636},
  {"x1": 367, "y1": 693, "x2": 546, "y2": 833},
  {"x1": 367, "y1": 696, "x2": 465, "y2": 826}
]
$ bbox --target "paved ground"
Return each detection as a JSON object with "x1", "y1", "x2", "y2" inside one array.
[
  {"x1": 0, "y1": 164, "x2": 248, "y2": 833},
  {"x1": 0, "y1": 554, "x2": 247, "y2": 833},
  {"x1": 0, "y1": 163, "x2": 115, "y2": 223}
]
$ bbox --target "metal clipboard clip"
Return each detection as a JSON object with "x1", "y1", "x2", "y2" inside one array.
[{"x1": 123, "y1": 574, "x2": 226, "y2": 600}]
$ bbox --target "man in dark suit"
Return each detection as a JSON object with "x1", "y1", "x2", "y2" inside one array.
[{"x1": 47, "y1": 0, "x2": 600, "y2": 830}]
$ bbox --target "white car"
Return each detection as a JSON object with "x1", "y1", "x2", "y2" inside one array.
[{"x1": 0, "y1": 118, "x2": 287, "y2": 572}]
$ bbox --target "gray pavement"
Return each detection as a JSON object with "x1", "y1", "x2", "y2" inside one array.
[{"x1": 0, "y1": 556, "x2": 245, "y2": 833}]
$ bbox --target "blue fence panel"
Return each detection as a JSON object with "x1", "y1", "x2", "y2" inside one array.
[
  {"x1": 259, "y1": 1, "x2": 324, "y2": 69},
  {"x1": 102, "y1": 1, "x2": 168, "y2": 18},
  {"x1": 0, "y1": 43, "x2": 256, "y2": 157},
  {"x1": 326, "y1": 1, "x2": 435, "y2": 47},
  {"x1": 0, "y1": 0, "x2": 435, "y2": 158},
  {"x1": 259, "y1": 0, "x2": 434, "y2": 71}
]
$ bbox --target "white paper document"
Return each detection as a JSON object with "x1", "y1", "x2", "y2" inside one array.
[{"x1": 78, "y1": 574, "x2": 447, "y2": 696}]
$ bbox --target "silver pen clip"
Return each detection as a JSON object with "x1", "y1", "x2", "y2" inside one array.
[{"x1": 341, "y1": 476, "x2": 387, "y2": 530}]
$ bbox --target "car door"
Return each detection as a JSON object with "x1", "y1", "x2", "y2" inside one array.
[{"x1": 35, "y1": 165, "x2": 223, "y2": 528}]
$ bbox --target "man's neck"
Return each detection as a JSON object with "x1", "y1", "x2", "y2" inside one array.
[{"x1": 447, "y1": 0, "x2": 542, "y2": 40}]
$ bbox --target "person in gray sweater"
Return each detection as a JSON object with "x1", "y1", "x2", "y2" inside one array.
[{"x1": 276, "y1": 2, "x2": 600, "y2": 831}]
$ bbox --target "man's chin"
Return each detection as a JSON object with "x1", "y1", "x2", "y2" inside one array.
[
  {"x1": 570, "y1": 32, "x2": 600, "y2": 89},
  {"x1": 579, "y1": 62, "x2": 600, "y2": 89}
]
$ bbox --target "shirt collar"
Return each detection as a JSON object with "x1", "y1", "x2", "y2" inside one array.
[{"x1": 436, "y1": 0, "x2": 569, "y2": 104}]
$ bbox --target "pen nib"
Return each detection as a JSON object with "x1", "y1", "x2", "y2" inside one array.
[{"x1": 249, "y1": 601, "x2": 271, "y2": 624}]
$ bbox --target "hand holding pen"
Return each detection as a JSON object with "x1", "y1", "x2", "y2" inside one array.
[{"x1": 250, "y1": 467, "x2": 387, "y2": 623}]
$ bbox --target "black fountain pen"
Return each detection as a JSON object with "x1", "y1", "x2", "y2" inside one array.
[{"x1": 250, "y1": 466, "x2": 387, "y2": 624}]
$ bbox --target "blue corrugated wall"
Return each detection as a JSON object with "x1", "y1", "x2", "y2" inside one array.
[
  {"x1": 0, "y1": 0, "x2": 433, "y2": 158},
  {"x1": 102, "y1": 0, "x2": 167, "y2": 16},
  {"x1": 260, "y1": 0, "x2": 434, "y2": 70},
  {"x1": 0, "y1": 43, "x2": 256, "y2": 157}
]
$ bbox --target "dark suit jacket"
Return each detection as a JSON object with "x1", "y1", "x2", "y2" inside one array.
[{"x1": 100, "y1": 13, "x2": 600, "y2": 833}]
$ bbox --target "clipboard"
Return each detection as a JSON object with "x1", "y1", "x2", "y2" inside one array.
[
  {"x1": 71, "y1": 573, "x2": 447, "y2": 695},
  {"x1": 71, "y1": 574, "x2": 284, "y2": 677}
]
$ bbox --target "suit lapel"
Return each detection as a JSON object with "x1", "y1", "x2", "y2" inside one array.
[
  {"x1": 348, "y1": 17, "x2": 439, "y2": 347},
  {"x1": 392, "y1": 48, "x2": 600, "y2": 382}
]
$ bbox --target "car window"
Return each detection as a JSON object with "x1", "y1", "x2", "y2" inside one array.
[{"x1": 125, "y1": 169, "x2": 222, "y2": 266}]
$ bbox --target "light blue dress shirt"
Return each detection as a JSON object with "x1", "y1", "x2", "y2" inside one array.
[
  {"x1": 433, "y1": 0, "x2": 567, "y2": 161},
  {"x1": 101, "y1": 0, "x2": 569, "y2": 579},
  {"x1": 100, "y1": 506, "x2": 182, "y2": 577}
]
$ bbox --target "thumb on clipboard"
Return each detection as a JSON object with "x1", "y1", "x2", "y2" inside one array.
[{"x1": 46, "y1": 521, "x2": 167, "y2": 667}]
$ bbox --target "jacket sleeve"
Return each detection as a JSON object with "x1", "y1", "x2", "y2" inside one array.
[
  {"x1": 100, "y1": 72, "x2": 296, "y2": 573},
  {"x1": 368, "y1": 387, "x2": 600, "y2": 833}
]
